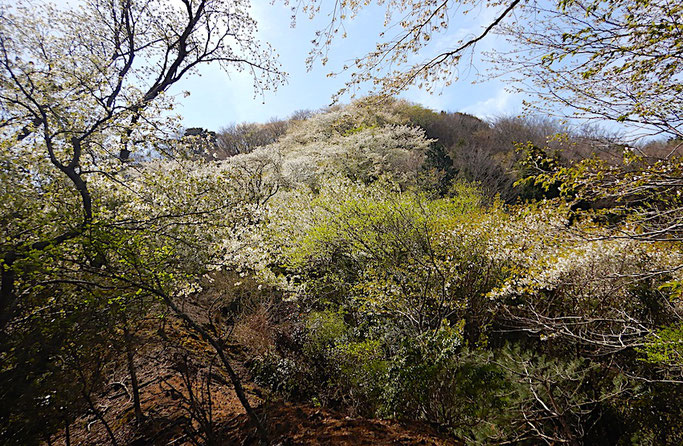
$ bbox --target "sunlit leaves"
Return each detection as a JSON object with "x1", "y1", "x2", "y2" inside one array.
[{"x1": 494, "y1": 0, "x2": 683, "y2": 138}]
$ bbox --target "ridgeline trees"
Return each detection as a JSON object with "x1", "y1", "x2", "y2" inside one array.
[
  {"x1": 290, "y1": 5, "x2": 683, "y2": 425},
  {"x1": 240, "y1": 102, "x2": 683, "y2": 444}
]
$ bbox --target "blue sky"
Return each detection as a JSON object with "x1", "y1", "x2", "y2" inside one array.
[{"x1": 170, "y1": 1, "x2": 525, "y2": 131}]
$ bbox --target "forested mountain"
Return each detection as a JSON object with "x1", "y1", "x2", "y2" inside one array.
[
  {"x1": 3, "y1": 97, "x2": 681, "y2": 445},
  {"x1": 1, "y1": 0, "x2": 682, "y2": 444}
]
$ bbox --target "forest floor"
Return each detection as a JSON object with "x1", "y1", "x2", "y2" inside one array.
[{"x1": 50, "y1": 311, "x2": 457, "y2": 446}]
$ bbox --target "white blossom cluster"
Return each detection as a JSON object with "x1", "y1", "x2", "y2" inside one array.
[
  {"x1": 228, "y1": 101, "x2": 432, "y2": 191},
  {"x1": 488, "y1": 204, "x2": 683, "y2": 319}
]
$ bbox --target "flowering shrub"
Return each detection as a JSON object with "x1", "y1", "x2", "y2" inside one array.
[{"x1": 4, "y1": 87, "x2": 682, "y2": 443}]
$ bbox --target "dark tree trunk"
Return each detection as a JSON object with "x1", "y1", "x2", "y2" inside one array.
[
  {"x1": 159, "y1": 293, "x2": 269, "y2": 445},
  {"x1": 64, "y1": 418, "x2": 71, "y2": 446},
  {"x1": 0, "y1": 254, "x2": 16, "y2": 331},
  {"x1": 82, "y1": 389, "x2": 118, "y2": 446},
  {"x1": 123, "y1": 322, "x2": 144, "y2": 424}
]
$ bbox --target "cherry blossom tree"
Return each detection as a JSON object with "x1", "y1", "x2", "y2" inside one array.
[
  {"x1": 0, "y1": 0, "x2": 282, "y2": 325},
  {"x1": 0, "y1": 0, "x2": 283, "y2": 441}
]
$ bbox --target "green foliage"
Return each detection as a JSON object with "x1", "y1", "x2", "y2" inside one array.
[
  {"x1": 3, "y1": 0, "x2": 683, "y2": 442},
  {"x1": 269, "y1": 179, "x2": 507, "y2": 342},
  {"x1": 305, "y1": 310, "x2": 348, "y2": 349},
  {"x1": 3, "y1": 71, "x2": 683, "y2": 443},
  {"x1": 248, "y1": 103, "x2": 683, "y2": 442},
  {"x1": 638, "y1": 323, "x2": 683, "y2": 367},
  {"x1": 514, "y1": 141, "x2": 565, "y2": 201},
  {"x1": 421, "y1": 143, "x2": 456, "y2": 196}
]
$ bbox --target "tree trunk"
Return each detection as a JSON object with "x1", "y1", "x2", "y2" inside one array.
[
  {"x1": 0, "y1": 254, "x2": 16, "y2": 331},
  {"x1": 64, "y1": 418, "x2": 71, "y2": 446},
  {"x1": 83, "y1": 389, "x2": 118, "y2": 446},
  {"x1": 160, "y1": 294, "x2": 269, "y2": 445},
  {"x1": 123, "y1": 322, "x2": 144, "y2": 424}
]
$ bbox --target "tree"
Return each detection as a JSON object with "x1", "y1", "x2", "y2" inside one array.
[
  {"x1": 494, "y1": 0, "x2": 683, "y2": 139},
  {"x1": 299, "y1": 0, "x2": 682, "y2": 138},
  {"x1": 216, "y1": 119, "x2": 289, "y2": 158},
  {"x1": 0, "y1": 0, "x2": 282, "y2": 325},
  {"x1": 0, "y1": 0, "x2": 283, "y2": 442},
  {"x1": 300, "y1": 0, "x2": 519, "y2": 98}
]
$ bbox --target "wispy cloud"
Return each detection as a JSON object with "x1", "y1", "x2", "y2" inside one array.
[{"x1": 461, "y1": 86, "x2": 521, "y2": 119}]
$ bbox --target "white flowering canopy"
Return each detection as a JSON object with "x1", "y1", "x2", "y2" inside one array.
[{"x1": 0, "y1": 0, "x2": 283, "y2": 245}]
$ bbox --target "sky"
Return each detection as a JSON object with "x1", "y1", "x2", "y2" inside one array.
[{"x1": 169, "y1": 1, "x2": 526, "y2": 131}]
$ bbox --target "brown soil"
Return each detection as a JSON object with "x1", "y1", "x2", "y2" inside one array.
[
  {"x1": 225, "y1": 402, "x2": 459, "y2": 446},
  {"x1": 46, "y1": 311, "x2": 458, "y2": 446}
]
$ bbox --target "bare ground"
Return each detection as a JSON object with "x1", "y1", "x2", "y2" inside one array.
[{"x1": 46, "y1": 312, "x2": 457, "y2": 446}]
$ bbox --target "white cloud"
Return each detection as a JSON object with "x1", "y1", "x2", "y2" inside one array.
[
  {"x1": 403, "y1": 87, "x2": 449, "y2": 111},
  {"x1": 461, "y1": 86, "x2": 521, "y2": 119}
]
